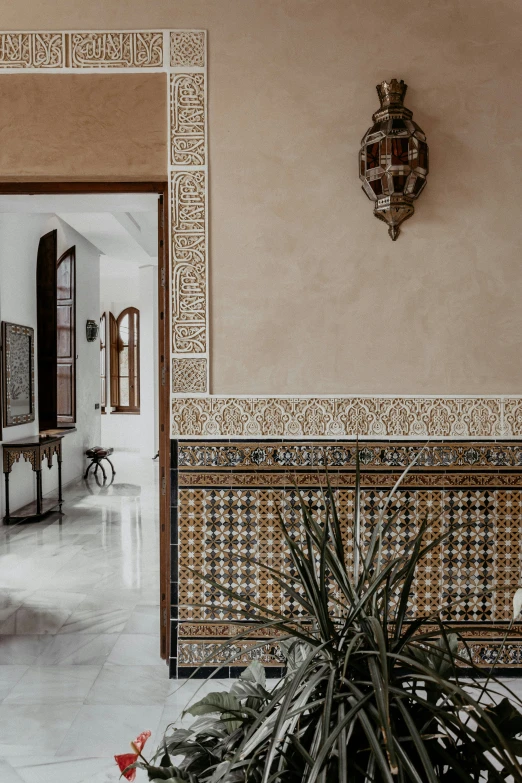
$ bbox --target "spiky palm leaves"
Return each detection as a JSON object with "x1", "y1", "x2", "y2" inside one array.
[{"x1": 142, "y1": 458, "x2": 522, "y2": 782}]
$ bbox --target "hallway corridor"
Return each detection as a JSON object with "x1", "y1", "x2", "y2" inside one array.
[{"x1": 0, "y1": 453, "x2": 224, "y2": 782}]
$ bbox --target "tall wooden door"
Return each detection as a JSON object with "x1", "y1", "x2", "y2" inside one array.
[
  {"x1": 56, "y1": 247, "x2": 76, "y2": 425},
  {"x1": 36, "y1": 230, "x2": 58, "y2": 432}
]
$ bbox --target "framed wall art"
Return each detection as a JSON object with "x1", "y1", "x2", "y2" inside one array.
[{"x1": 1, "y1": 322, "x2": 35, "y2": 427}]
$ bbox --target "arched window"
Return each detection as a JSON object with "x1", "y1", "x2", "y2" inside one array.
[
  {"x1": 111, "y1": 307, "x2": 140, "y2": 412},
  {"x1": 100, "y1": 313, "x2": 106, "y2": 413},
  {"x1": 56, "y1": 246, "x2": 76, "y2": 426}
]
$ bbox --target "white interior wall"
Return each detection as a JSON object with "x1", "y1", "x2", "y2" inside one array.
[{"x1": 0, "y1": 214, "x2": 101, "y2": 517}]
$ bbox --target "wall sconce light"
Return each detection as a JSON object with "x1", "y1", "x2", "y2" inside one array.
[
  {"x1": 359, "y1": 79, "x2": 429, "y2": 240},
  {"x1": 86, "y1": 320, "x2": 99, "y2": 342}
]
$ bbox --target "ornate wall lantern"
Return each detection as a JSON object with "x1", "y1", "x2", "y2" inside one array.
[
  {"x1": 86, "y1": 319, "x2": 99, "y2": 342},
  {"x1": 359, "y1": 79, "x2": 429, "y2": 240}
]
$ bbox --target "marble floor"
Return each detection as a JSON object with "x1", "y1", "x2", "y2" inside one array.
[
  {"x1": 2, "y1": 454, "x2": 522, "y2": 782},
  {"x1": 0, "y1": 452, "x2": 231, "y2": 783}
]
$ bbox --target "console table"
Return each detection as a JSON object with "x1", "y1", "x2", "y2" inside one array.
[{"x1": 3, "y1": 434, "x2": 63, "y2": 525}]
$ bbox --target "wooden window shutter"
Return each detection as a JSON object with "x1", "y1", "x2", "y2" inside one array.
[
  {"x1": 36, "y1": 230, "x2": 58, "y2": 431},
  {"x1": 56, "y1": 247, "x2": 76, "y2": 425},
  {"x1": 109, "y1": 312, "x2": 119, "y2": 408}
]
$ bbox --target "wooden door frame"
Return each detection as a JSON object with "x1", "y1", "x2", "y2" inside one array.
[{"x1": 0, "y1": 180, "x2": 171, "y2": 660}]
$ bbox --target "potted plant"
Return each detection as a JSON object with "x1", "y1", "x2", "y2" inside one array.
[{"x1": 116, "y1": 458, "x2": 522, "y2": 781}]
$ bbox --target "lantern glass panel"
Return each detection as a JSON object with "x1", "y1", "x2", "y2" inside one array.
[
  {"x1": 391, "y1": 174, "x2": 408, "y2": 194},
  {"x1": 418, "y1": 141, "x2": 428, "y2": 170},
  {"x1": 369, "y1": 178, "x2": 384, "y2": 197},
  {"x1": 390, "y1": 137, "x2": 410, "y2": 166},
  {"x1": 412, "y1": 176, "x2": 426, "y2": 196},
  {"x1": 390, "y1": 118, "x2": 409, "y2": 135},
  {"x1": 366, "y1": 142, "x2": 380, "y2": 171}
]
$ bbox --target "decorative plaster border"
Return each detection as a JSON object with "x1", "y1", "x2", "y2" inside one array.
[
  {"x1": 171, "y1": 395, "x2": 522, "y2": 439},
  {"x1": 0, "y1": 28, "x2": 210, "y2": 400}
]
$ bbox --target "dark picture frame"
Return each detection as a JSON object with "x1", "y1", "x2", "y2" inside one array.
[{"x1": 1, "y1": 321, "x2": 35, "y2": 427}]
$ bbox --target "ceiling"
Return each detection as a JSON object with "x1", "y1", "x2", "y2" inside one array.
[{"x1": 0, "y1": 193, "x2": 159, "y2": 265}]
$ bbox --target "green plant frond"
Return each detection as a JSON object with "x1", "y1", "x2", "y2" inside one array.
[
  {"x1": 394, "y1": 698, "x2": 439, "y2": 783},
  {"x1": 139, "y1": 451, "x2": 522, "y2": 783}
]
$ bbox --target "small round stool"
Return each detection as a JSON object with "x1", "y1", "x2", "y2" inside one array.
[{"x1": 84, "y1": 447, "x2": 115, "y2": 482}]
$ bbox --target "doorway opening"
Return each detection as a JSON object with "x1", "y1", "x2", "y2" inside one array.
[{"x1": 0, "y1": 183, "x2": 170, "y2": 660}]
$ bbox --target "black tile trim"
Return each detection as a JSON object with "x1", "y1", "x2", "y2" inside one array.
[{"x1": 174, "y1": 665, "x2": 287, "y2": 680}]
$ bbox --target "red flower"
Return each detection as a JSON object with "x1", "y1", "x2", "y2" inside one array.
[{"x1": 115, "y1": 730, "x2": 151, "y2": 781}]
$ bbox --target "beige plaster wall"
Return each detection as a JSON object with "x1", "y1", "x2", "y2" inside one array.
[
  {"x1": 0, "y1": 0, "x2": 521, "y2": 395},
  {"x1": 0, "y1": 73, "x2": 166, "y2": 180}
]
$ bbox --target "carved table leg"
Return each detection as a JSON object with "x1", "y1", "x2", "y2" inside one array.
[
  {"x1": 36, "y1": 469, "x2": 42, "y2": 516},
  {"x1": 4, "y1": 472, "x2": 10, "y2": 524},
  {"x1": 58, "y1": 456, "x2": 63, "y2": 512}
]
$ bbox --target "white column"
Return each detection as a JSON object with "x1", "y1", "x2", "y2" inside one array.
[{"x1": 139, "y1": 265, "x2": 158, "y2": 457}]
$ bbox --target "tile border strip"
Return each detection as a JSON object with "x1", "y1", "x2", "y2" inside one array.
[{"x1": 171, "y1": 395, "x2": 522, "y2": 438}]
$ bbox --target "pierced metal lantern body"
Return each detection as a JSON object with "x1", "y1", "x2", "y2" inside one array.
[
  {"x1": 359, "y1": 79, "x2": 429, "y2": 240},
  {"x1": 86, "y1": 319, "x2": 99, "y2": 342}
]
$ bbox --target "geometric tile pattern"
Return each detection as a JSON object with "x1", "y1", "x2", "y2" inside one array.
[
  {"x1": 171, "y1": 396, "x2": 509, "y2": 438},
  {"x1": 173, "y1": 440, "x2": 522, "y2": 673},
  {"x1": 170, "y1": 31, "x2": 206, "y2": 67},
  {"x1": 172, "y1": 358, "x2": 207, "y2": 394}
]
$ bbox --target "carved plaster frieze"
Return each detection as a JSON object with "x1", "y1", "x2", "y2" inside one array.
[
  {"x1": 70, "y1": 32, "x2": 163, "y2": 68},
  {"x1": 171, "y1": 73, "x2": 206, "y2": 165},
  {"x1": 0, "y1": 32, "x2": 65, "y2": 68},
  {"x1": 171, "y1": 170, "x2": 207, "y2": 355},
  {"x1": 171, "y1": 396, "x2": 507, "y2": 439}
]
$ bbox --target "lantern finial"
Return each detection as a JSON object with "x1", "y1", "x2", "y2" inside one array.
[{"x1": 376, "y1": 79, "x2": 407, "y2": 110}]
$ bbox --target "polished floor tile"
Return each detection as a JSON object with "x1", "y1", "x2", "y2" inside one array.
[
  {"x1": 3, "y1": 666, "x2": 101, "y2": 705},
  {"x1": 0, "y1": 666, "x2": 29, "y2": 700},
  {"x1": 0, "y1": 454, "x2": 229, "y2": 780},
  {"x1": 0, "y1": 704, "x2": 81, "y2": 755},
  {"x1": 85, "y1": 663, "x2": 170, "y2": 705},
  {"x1": 7, "y1": 756, "x2": 121, "y2": 783},
  {"x1": 56, "y1": 705, "x2": 163, "y2": 757},
  {"x1": 0, "y1": 635, "x2": 54, "y2": 664},
  {"x1": 0, "y1": 759, "x2": 25, "y2": 783},
  {"x1": 35, "y1": 632, "x2": 119, "y2": 665},
  {"x1": 107, "y1": 634, "x2": 160, "y2": 665},
  {"x1": 123, "y1": 604, "x2": 160, "y2": 634}
]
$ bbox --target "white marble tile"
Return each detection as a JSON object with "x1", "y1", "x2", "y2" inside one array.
[
  {"x1": 58, "y1": 604, "x2": 134, "y2": 635},
  {"x1": 85, "y1": 663, "x2": 170, "y2": 705},
  {"x1": 56, "y1": 705, "x2": 163, "y2": 757},
  {"x1": 123, "y1": 604, "x2": 160, "y2": 634},
  {"x1": 0, "y1": 665, "x2": 29, "y2": 701},
  {"x1": 0, "y1": 636, "x2": 54, "y2": 664},
  {"x1": 0, "y1": 759, "x2": 25, "y2": 783},
  {"x1": 0, "y1": 704, "x2": 81, "y2": 755},
  {"x1": 36, "y1": 634, "x2": 118, "y2": 665},
  {"x1": 0, "y1": 548, "x2": 83, "y2": 590},
  {"x1": 0, "y1": 590, "x2": 32, "y2": 611},
  {"x1": 3, "y1": 665, "x2": 101, "y2": 705},
  {"x1": 107, "y1": 634, "x2": 161, "y2": 665},
  {"x1": 5, "y1": 756, "x2": 122, "y2": 783},
  {"x1": 0, "y1": 607, "x2": 73, "y2": 636}
]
